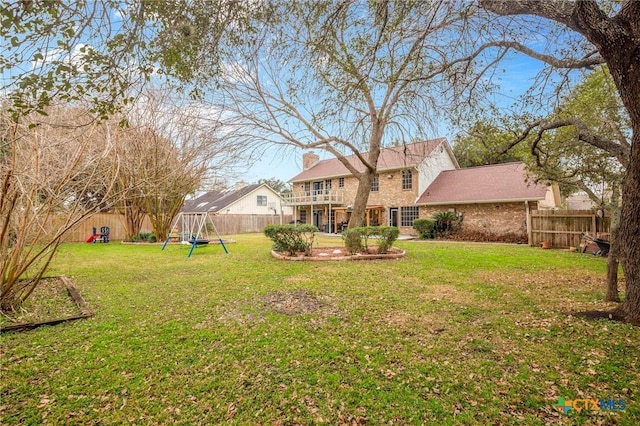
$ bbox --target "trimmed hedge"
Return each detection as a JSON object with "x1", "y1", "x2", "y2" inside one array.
[
  {"x1": 264, "y1": 224, "x2": 318, "y2": 256},
  {"x1": 342, "y1": 226, "x2": 400, "y2": 254}
]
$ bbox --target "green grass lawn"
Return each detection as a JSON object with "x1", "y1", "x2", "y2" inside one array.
[{"x1": 1, "y1": 234, "x2": 637, "y2": 425}]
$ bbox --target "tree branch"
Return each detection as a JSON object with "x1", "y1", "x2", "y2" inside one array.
[
  {"x1": 483, "y1": 41, "x2": 603, "y2": 69},
  {"x1": 503, "y1": 118, "x2": 630, "y2": 167}
]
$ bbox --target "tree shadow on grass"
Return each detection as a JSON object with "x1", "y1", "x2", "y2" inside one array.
[{"x1": 571, "y1": 309, "x2": 626, "y2": 323}]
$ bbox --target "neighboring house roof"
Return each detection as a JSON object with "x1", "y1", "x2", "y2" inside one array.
[
  {"x1": 183, "y1": 183, "x2": 265, "y2": 213},
  {"x1": 565, "y1": 192, "x2": 596, "y2": 210},
  {"x1": 416, "y1": 162, "x2": 548, "y2": 205},
  {"x1": 289, "y1": 138, "x2": 448, "y2": 182}
]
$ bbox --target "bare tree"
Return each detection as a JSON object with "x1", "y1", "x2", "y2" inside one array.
[
  {"x1": 0, "y1": 105, "x2": 119, "y2": 311},
  {"x1": 116, "y1": 88, "x2": 236, "y2": 241},
  {"x1": 209, "y1": 1, "x2": 475, "y2": 228},
  {"x1": 477, "y1": 1, "x2": 640, "y2": 324}
]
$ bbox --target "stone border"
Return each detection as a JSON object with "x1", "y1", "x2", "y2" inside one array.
[
  {"x1": 0, "y1": 276, "x2": 93, "y2": 333},
  {"x1": 271, "y1": 247, "x2": 406, "y2": 261}
]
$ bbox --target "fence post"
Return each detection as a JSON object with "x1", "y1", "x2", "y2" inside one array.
[{"x1": 526, "y1": 201, "x2": 532, "y2": 246}]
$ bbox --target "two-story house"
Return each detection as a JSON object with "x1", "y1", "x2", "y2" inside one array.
[
  {"x1": 285, "y1": 138, "x2": 559, "y2": 239},
  {"x1": 285, "y1": 138, "x2": 458, "y2": 234}
]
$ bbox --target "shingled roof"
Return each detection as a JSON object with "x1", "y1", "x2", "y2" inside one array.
[
  {"x1": 183, "y1": 183, "x2": 263, "y2": 213},
  {"x1": 289, "y1": 138, "x2": 448, "y2": 182},
  {"x1": 416, "y1": 162, "x2": 547, "y2": 205}
]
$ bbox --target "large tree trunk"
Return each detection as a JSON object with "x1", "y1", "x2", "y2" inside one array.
[
  {"x1": 605, "y1": 203, "x2": 621, "y2": 303},
  {"x1": 616, "y1": 131, "x2": 640, "y2": 324},
  {"x1": 605, "y1": 248, "x2": 620, "y2": 303},
  {"x1": 606, "y1": 30, "x2": 640, "y2": 325},
  {"x1": 348, "y1": 171, "x2": 375, "y2": 228},
  {"x1": 347, "y1": 129, "x2": 383, "y2": 229}
]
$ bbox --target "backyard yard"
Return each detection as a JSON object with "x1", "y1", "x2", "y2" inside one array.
[{"x1": 0, "y1": 234, "x2": 637, "y2": 425}]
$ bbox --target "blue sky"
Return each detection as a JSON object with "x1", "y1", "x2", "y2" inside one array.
[{"x1": 0, "y1": 3, "x2": 571, "y2": 188}]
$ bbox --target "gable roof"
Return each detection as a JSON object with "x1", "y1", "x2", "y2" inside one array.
[
  {"x1": 290, "y1": 138, "x2": 448, "y2": 182},
  {"x1": 416, "y1": 162, "x2": 548, "y2": 205},
  {"x1": 183, "y1": 183, "x2": 267, "y2": 213}
]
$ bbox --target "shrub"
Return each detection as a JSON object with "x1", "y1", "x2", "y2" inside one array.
[
  {"x1": 342, "y1": 226, "x2": 399, "y2": 254},
  {"x1": 376, "y1": 226, "x2": 400, "y2": 254},
  {"x1": 440, "y1": 228, "x2": 528, "y2": 244},
  {"x1": 342, "y1": 228, "x2": 364, "y2": 254},
  {"x1": 413, "y1": 218, "x2": 437, "y2": 239},
  {"x1": 129, "y1": 232, "x2": 156, "y2": 242},
  {"x1": 432, "y1": 211, "x2": 462, "y2": 233},
  {"x1": 264, "y1": 224, "x2": 318, "y2": 255}
]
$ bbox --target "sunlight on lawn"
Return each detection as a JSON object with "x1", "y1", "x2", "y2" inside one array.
[{"x1": 0, "y1": 234, "x2": 637, "y2": 425}]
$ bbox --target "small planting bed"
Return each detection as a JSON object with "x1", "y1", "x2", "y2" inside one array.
[
  {"x1": 0, "y1": 276, "x2": 93, "y2": 333},
  {"x1": 272, "y1": 246, "x2": 405, "y2": 261}
]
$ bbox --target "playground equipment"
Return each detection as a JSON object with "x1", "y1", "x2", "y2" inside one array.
[
  {"x1": 161, "y1": 212, "x2": 228, "y2": 257},
  {"x1": 86, "y1": 226, "x2": 110, "y2": 243}
]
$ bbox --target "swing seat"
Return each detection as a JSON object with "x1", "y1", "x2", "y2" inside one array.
[{"x1": 190, "y1": 238, "x2": 210, "y2": 246}]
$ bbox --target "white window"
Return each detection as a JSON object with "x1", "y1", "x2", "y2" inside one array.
[
  {"x1": 400, "y1": 206, "x2": 419, "y2": 227},
  {"x1": 371, "y1": 175, "x2": 379, "y2": 192},
  {"x1": 402, "y1": 169, "x2": 412, "y2": 190},
  {"x1": 257, "y1": 195, "x2": 267, "y2": 206}
]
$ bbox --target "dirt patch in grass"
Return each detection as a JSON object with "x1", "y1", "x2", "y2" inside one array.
[
  {"x1": 214, "y1": 289, "x2": 343, "y2": 326},
  {"x1": 419, "y1": 284, "x2": 475, "y2": 305},
  {"x1": 258, "y1": 289, "x2": 342, "y2": 316}
]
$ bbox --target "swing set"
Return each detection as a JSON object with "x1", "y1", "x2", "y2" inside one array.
[{"x1": 161, "y1": 211, "x2": 229, "y2": 258}]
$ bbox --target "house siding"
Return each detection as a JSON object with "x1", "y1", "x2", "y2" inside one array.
[
  {"x1": 221, "y1": 187, "x2": 292, "y2": 215},
  {"x1": 417, "y1": 144, "x2": 457, "y2": 195}
]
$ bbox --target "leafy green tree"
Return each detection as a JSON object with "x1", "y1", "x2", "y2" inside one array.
[
  {"x1": 479, "y1": 1, "x2": 640, "y2": 324},
  {"x1": 1, "y1": 1, "x2": 253, "y2": 118},
  {"x1": 518, "y1": 68, "x2": 628, "y2": 303},
  {"x1": 453, "y1": 121, "x2": 528, "y2": 168},
  {"x1": 258, "y1": 178, "x2": 291, "y2": 195}
]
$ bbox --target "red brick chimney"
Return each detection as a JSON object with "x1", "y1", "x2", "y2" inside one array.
[{"x1": 302, "y1": 152, "x2": 319, "y2": 170}]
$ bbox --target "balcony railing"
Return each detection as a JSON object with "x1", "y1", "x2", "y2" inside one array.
[{"x1": 282, "y1": 190, "x2": 344, "y2": 205}]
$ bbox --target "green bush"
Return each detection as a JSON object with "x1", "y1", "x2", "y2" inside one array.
[
  {"x1": 433, "y1": 211, "x2": 457, "y2": 233},
  {"x1": 130, "y1": 232, "x2": 156, "y2": 242},
  {"x1": 264, "y1": 224, "x2": 318, "y2": 255},
  {"x1": 413, "y1": 218, "x2": 437, "y2": 239},
  {"x1": 342, "y1": 226, "x2": 399, "y2": 254},
  {"x1": 376, "y1": 226, "x2": 400, "y2": 254},
  {"x1": 432, "y1": 211, "x2": 463, "y2": 234},
  {"x1": 414, "y1": 213, "x2": 463, "y2": 239},
  {"x1": 342, "y1": 228, "x2": 364, "y2": 254}
]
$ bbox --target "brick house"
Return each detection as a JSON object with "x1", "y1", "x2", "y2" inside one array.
[
  {"x1": 285, "y1": 139, "x2": 458, "y2": 234},
  {"x1": 416, "y1": 162, "x2": 559, "y2": 239},
  {"x1": 285, "y1": 139, "x2": 559, "y2": 241}
]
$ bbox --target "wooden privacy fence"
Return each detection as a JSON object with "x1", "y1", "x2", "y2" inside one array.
[
  {"x1": 54, "y1": 213, "x2": 292, "y2": 242},
  {"x1": 211, "y1": 214, "x2": 292, "y2": 235},
  {"x1": 57, "y1": 213, "x2": 153, "y2": 242},
  {"x1": 530, "y1": 210, "x2": 610, "y2": 248}
]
